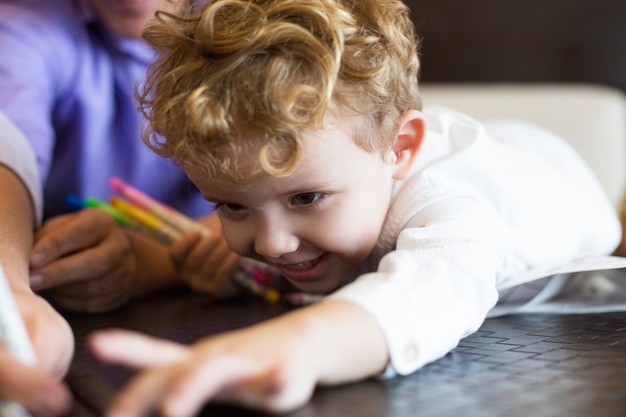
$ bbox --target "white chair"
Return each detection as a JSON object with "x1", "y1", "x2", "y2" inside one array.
[{"x1": 421, "y1": 83, "x2": 626, "y2": 209}]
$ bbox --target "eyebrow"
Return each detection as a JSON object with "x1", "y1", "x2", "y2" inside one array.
[
  {"x1": 202, "y1": 194, "x2": 228, "y2": 205},
  {"x1": 279, "y1": 182, "x2": 339, "y2": 198},
  {"x1": 202, "y1": 178, "x2": 339, "y2": 205}
]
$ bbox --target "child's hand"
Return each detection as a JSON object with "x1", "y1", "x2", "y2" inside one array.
[
  {"x1": 30, "y1": 209, "x2": 138, "y2": 313},
  {"x1": 88, "y1": 316, "x2": 318, "y2": 416},
  {"x1": 170, "y1": 214, "x2": 240, "y2": 298},
  {"x1": 88, "y1": 301, "x2": 389, "y2": 417}
]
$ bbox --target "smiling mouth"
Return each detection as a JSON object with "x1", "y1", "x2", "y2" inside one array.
[
  {"x1": 286, "y1": 258, "x2": 320, "y2": 270},
  {"x1": 272, "y1": 254, "x2": 327, "y2": 281}
]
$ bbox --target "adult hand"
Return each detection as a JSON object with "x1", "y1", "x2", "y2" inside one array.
[
  {"x1": 170, "y1": 214, "x2": 241, "y2": 298},
  {"x1": 29, "y1": 209, "x2": 138, "y2": 313},
  {"x1": 0, "y1": 288, "x2": 74, "y2": 416}
]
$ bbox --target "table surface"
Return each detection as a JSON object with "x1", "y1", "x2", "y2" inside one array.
[{"x1": 63, "y1": 290, "x2": 626, "y2": 417}]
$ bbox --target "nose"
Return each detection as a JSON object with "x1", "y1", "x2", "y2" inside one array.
[{"x1": 254, "y1": 218, "x2": 300, "y2": 259}]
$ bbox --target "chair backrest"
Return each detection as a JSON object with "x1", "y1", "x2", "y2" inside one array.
[{"x1": 420, "y1": 83, "x2": 626, "y2": 208}]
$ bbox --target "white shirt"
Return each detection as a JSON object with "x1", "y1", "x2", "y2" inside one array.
[
  {"x1": 0, "y1": 111, "x2": 42, "y2": 225},
  {"x1": 328, "y1": 106, "x2": 621, "y2": 376}
]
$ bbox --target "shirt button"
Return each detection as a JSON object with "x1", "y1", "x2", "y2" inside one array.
[{"x1": 404, "y1": 343, "x2": 418, "y2": 362}]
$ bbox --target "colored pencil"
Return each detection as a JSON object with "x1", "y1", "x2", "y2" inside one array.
[
  {"x1": 110, "y1": 197, "x2": 182, "y2": 243},
  {"x1": 109, "y1": 177, "x2": 207, "y2": 235},
  {"x1": 66, "y1": 194, "x2": 134, "y2": 227}
]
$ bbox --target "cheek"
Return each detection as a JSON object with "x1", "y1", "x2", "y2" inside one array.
[
  {"x1": 339, "y1": 219, "x2": 382, "y2": 256},
  {"x1": 219, "y1": 221, "x2": 252, "y2": 257},
  {"x1": 311, "y1": 203, "x2": 383, "y2": 257},
  {"x1": 334, "y1": 190, "x2": 390, "y2": 253}
]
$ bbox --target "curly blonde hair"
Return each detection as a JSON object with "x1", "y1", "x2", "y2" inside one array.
[{"x1": 140, "y1": 0, "x2": 421, "y2": 182}]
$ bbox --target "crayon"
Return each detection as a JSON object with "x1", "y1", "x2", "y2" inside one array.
[
  {"x1": 110, "y1": 197, "x2": 182, "y2": 243},
  {"x1": 0, "y1": 264, "x2": 36, "y2": 417},
  {"x1": 234, "y1": 260, "x2": 324, "y2": 306},
  {"x1": 66, "y1": 194, "x2": 134, "y2": 227},
  {"x1": 238, "y1": 258, "x2": 284, "y2": 286},
  {"x1": 233, "y1": 272, "x2": 324, "y2": 306},
  {"x1": 233, "y1": 272, "x2": 281, "y2": 303},
  {"x1": 109, "y1": 177, "x2": 207, "y2": 235}
]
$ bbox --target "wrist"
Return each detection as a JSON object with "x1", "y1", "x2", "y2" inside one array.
[{"x1": 287, "y1": 300, "x2": 389, "y2": 385}]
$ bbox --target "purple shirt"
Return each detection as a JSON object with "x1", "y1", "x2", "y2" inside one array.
[{"x1": 0, "y1": 0, "x2": 213, "y2": 221}]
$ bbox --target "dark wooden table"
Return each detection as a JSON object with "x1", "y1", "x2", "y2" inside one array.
[{"x1": 63, "y1": 290, "x2": 626, "y2": 417}]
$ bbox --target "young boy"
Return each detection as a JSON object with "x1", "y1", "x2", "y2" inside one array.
[{"x1": 89, "y1": 0, "x2": 621, "y2": 415}]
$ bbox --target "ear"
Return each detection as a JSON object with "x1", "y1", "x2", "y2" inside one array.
[{"x1": 392, "y1": 110, "x2": 425, "y2": 180}]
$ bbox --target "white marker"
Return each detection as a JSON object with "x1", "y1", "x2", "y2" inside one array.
[{"x1": 0, "y1": 264, "x2": 36, "y2": 417}]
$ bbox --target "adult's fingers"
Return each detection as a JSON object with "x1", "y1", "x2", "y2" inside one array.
[
  {"x1": 0, "y1": 349, "x2": 71, "y2": 416},
  {"x1": 31, "y1": 210, "x2": 121, "y2": 271},
  {"x1": 31, "y1": 220, "x2": 130, "y2": 290}
]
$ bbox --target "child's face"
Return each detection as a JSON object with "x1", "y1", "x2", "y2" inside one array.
[{"x1": 185, "y1": 122, "x2": 403, "y2": 294}]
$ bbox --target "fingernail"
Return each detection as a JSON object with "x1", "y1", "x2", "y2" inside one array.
[{"x1": 29, "y1": 273, "x2": 43, "y2": 288}]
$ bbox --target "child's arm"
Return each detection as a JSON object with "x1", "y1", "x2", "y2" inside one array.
[{"x1": 88, "y1": 299, "x2": 388, "y2": 416}]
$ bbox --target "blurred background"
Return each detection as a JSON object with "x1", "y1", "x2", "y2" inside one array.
[{"x1": 404, "y1": 0, "x2": 626, "y2": 90}]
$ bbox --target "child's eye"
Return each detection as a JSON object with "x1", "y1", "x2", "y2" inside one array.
[
  {"x1": 292, "y1": 192, "x2": 324, "y2": 206},
  {"x1": 215, "y1": 202, "x2": 246, "y2": 214}
]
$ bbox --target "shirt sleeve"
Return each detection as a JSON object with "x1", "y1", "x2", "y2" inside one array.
[
  {"x1": 326, "y1": 194, "x2": 501, "y2": 376},
  {"x1": 0, "y1": 3, "x2": 74, "y2": 183},
  {"x1": 0, "y1": 111, "x2": 43, "y2": 226}
]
